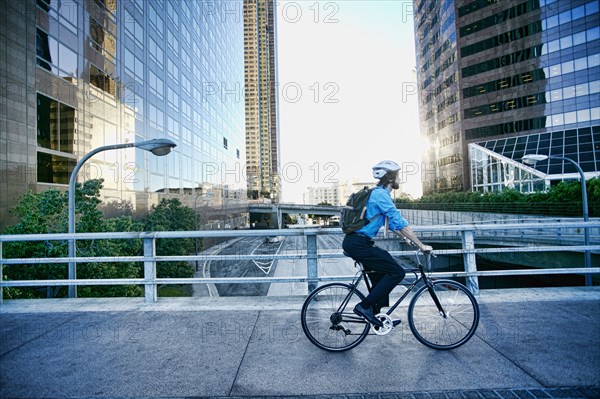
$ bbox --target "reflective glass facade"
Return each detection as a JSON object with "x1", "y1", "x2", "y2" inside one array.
[
  {"x1": 0, "y1": 0, "x2": 246, "y2": 227},
  {"x1": 414, "y1": 0, "x2": 600, "y2": 195},
  {"x1": 416, "y1": 0, "x2": 462, "y2": 193}
]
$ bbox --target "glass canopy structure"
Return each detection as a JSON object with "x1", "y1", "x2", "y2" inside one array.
[
  {"x1": 469, "y1": 143, "x2": 548, "y2": 193},
  {"x1": 469, "y1": 126, "x2": 600, "y2": 193}
]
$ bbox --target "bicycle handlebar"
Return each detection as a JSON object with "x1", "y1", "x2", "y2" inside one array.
[
  {"x1": 417, "y1": 249, "x2": 436, "y2": 257},
  {"x1": 413, "y1": 249, "x2": 436, "y2": 272}
]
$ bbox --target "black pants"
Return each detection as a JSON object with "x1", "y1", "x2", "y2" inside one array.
[{"x1": 342, "y1": 233, "x2": 405, "y2": 311}]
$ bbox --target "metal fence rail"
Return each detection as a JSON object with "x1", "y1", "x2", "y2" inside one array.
[{"x1": 1, "y1": 221, "x2": 599, "y2": 303}]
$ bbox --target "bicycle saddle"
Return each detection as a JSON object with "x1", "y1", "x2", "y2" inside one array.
[{"x1": 343, "y1": 251, "x2": 365, "y2": 267}]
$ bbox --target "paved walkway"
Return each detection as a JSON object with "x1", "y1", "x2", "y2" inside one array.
[{"x1": 1, "y1": 287, "x2": 599, "y2": 399}]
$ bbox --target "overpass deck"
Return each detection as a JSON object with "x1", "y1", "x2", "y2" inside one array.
[{"x1": 1, "y1": 287, "x2": 599, "y2": 399}]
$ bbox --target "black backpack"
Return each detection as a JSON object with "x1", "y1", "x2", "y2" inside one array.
[{"x1": 339, "y1": 187, "x2": 381, "y2": 234}]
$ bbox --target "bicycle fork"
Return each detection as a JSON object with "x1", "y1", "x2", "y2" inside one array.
[
  {"x1": 426, "y1": 280, "x2": 448, "y2": 318},
  {"x1": 418, "y1": 253, "x2": 448, "y2": 319}
]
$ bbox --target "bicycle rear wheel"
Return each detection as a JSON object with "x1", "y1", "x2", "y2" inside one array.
[
  {"x1": 408, "y1": 279, "x2": 479, "y2": 350},
  {"x1": 301, "y1": 283, "x2": 369, "y2": 352}
]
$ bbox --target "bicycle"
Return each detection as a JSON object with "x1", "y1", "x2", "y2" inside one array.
[{"x1": 300, "y1": 250, "x2": 480, "y2": 352}]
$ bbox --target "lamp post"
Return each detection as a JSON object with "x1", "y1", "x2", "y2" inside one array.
[
  {"x1": 67, "y1": 138, "x2": 177, "y2": 298},
  {"x1": 522, "y1": 154, "x2": 592, "y2": 286}
]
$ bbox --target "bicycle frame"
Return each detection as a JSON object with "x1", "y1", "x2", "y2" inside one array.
[{"x1": 341, "y1": 252, "x2": 446, "y2": 322}]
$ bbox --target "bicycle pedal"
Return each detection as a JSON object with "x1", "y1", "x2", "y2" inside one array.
[{"x1": 392, "y1": 319, "x2": 401, "y2": 327}]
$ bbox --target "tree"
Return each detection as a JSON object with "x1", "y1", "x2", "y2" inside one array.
[
  {"x1": 144, "y1": 198, "x2": 195, "y2": 279},
  {"x1": 3, "y1": 179, "x2": 143, "y2": 298},
  {"x1": 395, "y1": 177, "x2": 599, "y2": 217},
  {"x1": 393, "y1": 193, "x2": 414, "y2": 204}
]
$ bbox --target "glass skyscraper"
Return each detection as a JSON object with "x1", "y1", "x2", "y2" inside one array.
[
  {"x1": 0, "y1": 0, "x2": 247, "y2": 228},
  {"x1": 414, "y1": 0, "x2": 600, "y2": 194}
]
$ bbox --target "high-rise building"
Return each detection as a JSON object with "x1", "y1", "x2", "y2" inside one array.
[
  {"x1": 244, "y1": 0, "x2": 281, "y2": 201},
  {"x1": 414, "y1": 0, "x2": 600, "y2": 195},
  {"x1": 0, "y1": 0, "x2": 246, "y2": 228}
]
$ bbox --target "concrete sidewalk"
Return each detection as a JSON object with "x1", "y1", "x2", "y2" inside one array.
[{"x1": 1, "y1": 287, "x2": 599, "y2": 399}]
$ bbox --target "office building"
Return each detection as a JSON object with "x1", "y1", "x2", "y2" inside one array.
[
  {"x1": 0, "y1": 0, "x2": 246, "y2": 228},
  {"x1": 414, "y1": 0, "x2": 600, "y2": 194},
  {"x1": 305, "y1": 183, "x2": 350, "y2": 206},
  {"x1": 304, "y1": 179, "x2": 404, "y2": 206},
  {"x1": 244, "y1": 0, "x2": 281, "y2": 201}
]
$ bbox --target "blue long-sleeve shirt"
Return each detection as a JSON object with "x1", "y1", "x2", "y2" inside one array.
[{"x1": 355, "y1": 186, "x2": 409, "y2": 238}]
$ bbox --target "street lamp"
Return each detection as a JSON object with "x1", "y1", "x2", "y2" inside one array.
[
  {"x1": 67, "y1": 138, "x2": 176, "y2": 297},
  {"x1": 522, "y1": 154, "x2": 592, "y2": 286}
]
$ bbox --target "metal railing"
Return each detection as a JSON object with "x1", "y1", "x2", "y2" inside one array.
[{"x1": 1, "y1": 221, "x2": 599, "y2": 303}]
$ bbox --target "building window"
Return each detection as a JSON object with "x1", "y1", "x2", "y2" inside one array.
[
  {"x1": 461, "y1": 22, "x2": 542, "y2": 58},
  {"x1": 36, "y1": 85, "x2": 77, "y2": 184},
  {"x1": 463, "y1": 69, "x2": 546, "y2": 99},
  {"x1": 89, "y1": 17, "x2": 116, "y2": 61},
  {"x1": 462, "y1": 45, "x2": 543, "y2": 78},
  {"x1": 459, "y1": 0, "x2": 540, "y2": 37},
  {"x1": 36, "y1": 0, "x2": 78, "y2": 34},
  {"x1": 223, "y1": 137, "x2": 228, "y2": 149},
  {"x1": 148, "y1": 36, "x2": 164, "y2": 66},
  {"x1": 37, "y1": 152, "x2": 76, "y2": 184},
  {"x1": 466, "y1": 117, "x2": 548, "y2": 139},
  {"x1": 36, "y1": 28, "x2": 78, "y2": 77},
  {"x1": 92, "y1": 0, "x2": 117, "y2": 18},
  {"x1": 458, "y1": 0, "x2": 501, "y2": 18},
  {"x1": 90, "y1": 64, "x2": 116, "y2": 95},
  {"x1": 464, "y1": 92, "x2": 547, "y2": 119},
  {"x1": 37, "y1": 94, "x2": 75, "y2": 153},
  {"x1": 149, "y1": 3, "x2": 164, "y2": 38},
  {"x1": 149, "y1": 70, "x2": 164, "y2": 99},
  {"x1": 124, "y1": 9, "x2": 144, "y2": 48}
]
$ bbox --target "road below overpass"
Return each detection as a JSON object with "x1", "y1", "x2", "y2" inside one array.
[
  {"x1": 196, "y1": 235, "x2": 281, "y2": 296},
  {"x1": 195, "y1": 233, "x2": 354, "y2": 297},
  {"x1": 196, "y1": 233, "x2": 423, "y2": 298}
]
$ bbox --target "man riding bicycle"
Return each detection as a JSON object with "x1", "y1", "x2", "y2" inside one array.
[{"x1": 342, "y1": 160, "x2": 432, "y2": 327}]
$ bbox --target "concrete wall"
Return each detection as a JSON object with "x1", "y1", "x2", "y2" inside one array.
[{"x1": 399, "y1": 209, "x2": 593, "y2": 226}]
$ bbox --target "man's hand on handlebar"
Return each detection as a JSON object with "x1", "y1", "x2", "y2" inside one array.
[
  {"x1": 420, "y1": 245, "x2": 433, "y2": 254},
  {"x1": 397, "y1": 233, "x2": 432, "y2": 253},
  {"x1": 394, "y1": 228, "x2": 432, "y2": 254}
]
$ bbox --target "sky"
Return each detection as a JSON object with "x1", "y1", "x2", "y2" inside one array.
[{"x1": 275, "y1": 1, "x2": 425, "y2": 202}]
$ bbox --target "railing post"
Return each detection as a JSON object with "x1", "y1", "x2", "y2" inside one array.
[
  {"x1": 306, "y1": 230, "x2": 318, "y2": 293},
  {"x1": 0, "y1": 240, "x2": 3, "y2": 304},
  {"x1": 142, "y1": 234, "x2": 157, "y2": 303},
  {"x1": 68, "y1": 236, "x2": 77, "y2": 299},
  {"x1": 584, "y1": 222, "x2": 592, "y2": 286},
  {"x1": 461, "y1": 230, "x2": 479, "y2": 295}
]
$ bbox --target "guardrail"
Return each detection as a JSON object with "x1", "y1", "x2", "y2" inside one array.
[{"x1": 1, "y1": 221, "x2": 599, "y2": 303}]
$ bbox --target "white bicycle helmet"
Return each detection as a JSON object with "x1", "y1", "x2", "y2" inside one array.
[{"x1": 372, "y1": 160, "x2": 401, "y2": 179}]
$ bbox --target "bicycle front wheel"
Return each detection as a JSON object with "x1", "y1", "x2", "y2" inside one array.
[
  {"x1": 301, "y1": 283, "x2": 369, "y2": 352},
  {"x1": 408, "y1": 279, "x2": 479, "y2": 350}
]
